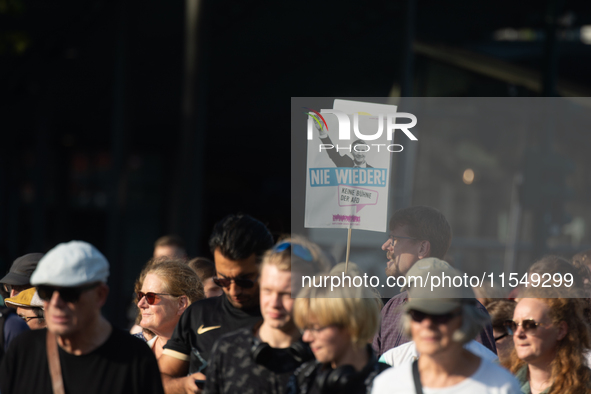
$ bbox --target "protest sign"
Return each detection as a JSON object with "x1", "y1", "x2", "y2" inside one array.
[{"x1": 304, "y1": 99, "x2": 408, "y2": 232}]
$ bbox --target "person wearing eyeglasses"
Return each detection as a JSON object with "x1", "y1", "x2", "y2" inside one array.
[
  {"x1": 0, "y1": 240, "x2": 165, "y2": 394},
  {"x1": 378, "y1": 260, "x2": 499, "y2": 368},
  {"x1": 286, "y1": 280, "x2": 388, "y2": 394},
  {"x1": 0, "y1": 253, "x2": 43, "y2": 360},
  {"x1": 4, "y1": 287, "x2": 46, "y2": 330},
  {"x1": 504, "y1": 288, "x2": 591, "y2": 394},
  {"x1": 372, "y1": 258, "x2": 520, "y2": 394},
  {"x1": 373, "y1": 206, "x2": 497, "y2": 357},
  {"x1": 486, "y1": 299, "x2": 517, "y2": 366},
  {"x1": 134, "y1": 260, "x2": 204, "y2": 358},
  {"x1": 159, "y1": 214, "x2": 274, "y2": 394}
]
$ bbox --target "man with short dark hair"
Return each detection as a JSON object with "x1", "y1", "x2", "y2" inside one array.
[
  {"x1": 0, "y1": 241, "x2": 165, "y2": 394},
  {"x1": 159, "y1": 214, "x2": 274, "y2": 394},
  {"x1": 372, "y1": 206, "x2": 496, "y2": 356},
  {"x1": 154, "y1": 235, "x2": 187, "y2": 259}
]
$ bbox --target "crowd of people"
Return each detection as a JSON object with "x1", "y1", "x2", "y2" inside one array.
[{"x1": 0, "y1": 208, "x2": 590, "y2": 394}]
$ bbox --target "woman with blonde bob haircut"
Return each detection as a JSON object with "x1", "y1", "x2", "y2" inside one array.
[
  {"x1": 506, "y1": 287, "x2": 591, "y2": 394},
  {"x1": 287, "y1": 281, "x2": 388, "y2": 394}
]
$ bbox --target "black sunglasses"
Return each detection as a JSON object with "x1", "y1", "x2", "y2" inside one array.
[
  {"x1": 504, "y1": 319, "x2": 545, "y2": 335},
  {"x1": 408, "y1": 309, "x2": 462, "y2": 325},
  {"x1": 37, "y1": 283, "x2": 100, "y2": 303},
  {"x1": 212, "y1": 276, "x2": 256, "y2": 289},
  {"x1": 3, "y1": 284, "x2": 31, "y2": 294},
  {"x1": 21, "y1": 316, "x2": 43, "y2": 323},
  {"x1": 495, "y1": 332, "x2": 509, "y2": 341},
  {"x1": 137, "y1": 292, "x2": 178, "y2": 305},
  {"x1": 273, "y1": 242, "x2": 313, "y2": 261}
]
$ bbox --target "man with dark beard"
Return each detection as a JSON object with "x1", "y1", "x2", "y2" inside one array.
[
  {"x1": 372, "y1": 206, "x2": 497, "y2": 356},
  {"x1": 159, "y1": 214, "x2": 273, "y2": 394}
]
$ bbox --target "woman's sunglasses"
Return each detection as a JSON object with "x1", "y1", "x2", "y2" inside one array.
[
  {"x1": 408, "y1": 309, "x2": 461, "y2": 325},
  {"x1": 212, "y1": 276, "x2": 256, "y2": 289},
  {"x1": 273, "y1": 242, "x2": 313, "y2": 262},
  {"x1": 495, "y1": 332, "x2": 509, "y2": 341},
  {"x1": 37, "y1": 283, "x2": 100, "y2": 304},
  {"x1": 137, "y1": 292, "x2": 177, "y2": 305},
  {"x1": 504, "y1": 319, "x2": 547, "y2": 335}
]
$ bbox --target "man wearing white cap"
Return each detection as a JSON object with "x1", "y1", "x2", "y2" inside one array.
[{"x1": 0, "y1": 240, "x2": 165, "y2": 394}]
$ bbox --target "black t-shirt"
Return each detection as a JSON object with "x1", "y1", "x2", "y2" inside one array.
[
  {"x1": 0, "y1": 327, "x2": 164, "y2": 394},
  {"x1": 205, "y1": 326, "x2": 308, "y2": 394},
  {"x1": 163, "y1": 294, "x2": 262, "y2": 374}
]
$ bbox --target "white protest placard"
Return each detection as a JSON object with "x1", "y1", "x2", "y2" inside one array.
[{"x1": 304, "y1": 99, "x2": 407, "y2": 232}]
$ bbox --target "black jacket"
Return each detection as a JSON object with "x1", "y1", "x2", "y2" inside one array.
[{"x1": 285, "y1": 346, "x2": 389, "y2": 394}]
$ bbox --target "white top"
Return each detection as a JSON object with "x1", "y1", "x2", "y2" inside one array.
[
  {"x1": 371, "y1": 358, "x2": 521, "y2": 394},
  {"x1": 379, "y1": 340, "x2": 498, "y2": 367},
  {"x1": 147, "y1": 335, "x2": 158, "y2": 350}
]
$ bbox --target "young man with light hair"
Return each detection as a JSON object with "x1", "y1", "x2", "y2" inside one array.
[{"x1": 204, "y1": 241, "x2": 314, "y2": 394}]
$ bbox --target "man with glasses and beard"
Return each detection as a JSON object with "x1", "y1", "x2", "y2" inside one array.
[
  {"x1": 372, "y1": 206, "x2": 496, "y2": 357},
  {"x1": 159, "y1": 214, "x2": 274, "y2": 394},
  {"x1": 0, "y1": 241, "x2": 164, "y2": 394}
]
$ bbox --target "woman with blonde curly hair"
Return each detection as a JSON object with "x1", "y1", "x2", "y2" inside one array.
[
  {"x1": 505, "y1": 288, "x2": 591, "y2": 394},
  {"x1": 135, "y1": 259, "x2": 204, "y2": 358}
]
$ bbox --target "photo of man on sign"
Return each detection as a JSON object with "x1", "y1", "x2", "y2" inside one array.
[{"x1": 312, "y1": 118, "x2": 374, "y2": 168}]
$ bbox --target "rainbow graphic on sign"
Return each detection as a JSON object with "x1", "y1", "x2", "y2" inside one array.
[{"x1": 303, "y1": 107, "x2": 329, "y2": 131}]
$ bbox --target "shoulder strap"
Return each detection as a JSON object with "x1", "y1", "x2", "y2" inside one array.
[
  {"x1": 412, "y1": 359, "x2": 424, "y2": 394},
  {"x1": 46, "y1": 330, "x2": 65, "y2": 394}
]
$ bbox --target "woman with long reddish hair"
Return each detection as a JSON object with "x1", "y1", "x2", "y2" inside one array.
[{"x1": 505, "y1": 288, "x2": 591, "y2": 394}]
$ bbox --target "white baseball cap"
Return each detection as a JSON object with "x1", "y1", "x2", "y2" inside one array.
[{"x1": 30, "y1": 241, "x2": 109, "y2": 287}]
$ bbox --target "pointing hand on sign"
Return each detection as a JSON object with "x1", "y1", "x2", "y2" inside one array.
[{"x1": 312, "y1": 116, "x2": 328, "y2": 139}]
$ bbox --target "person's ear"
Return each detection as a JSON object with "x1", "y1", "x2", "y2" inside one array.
[
  {"x1": 96, "y1": 283, "x2": 109, "y2": 308},
  {"x1": 418, "y1": 240, "x2": 431, "y2": 259},
  {"x1": 177, "y1": 295, "x2": 189, "y2": 315},
  {"x1": 557, "y1": 320, "x2": 568, "y2": 341}
]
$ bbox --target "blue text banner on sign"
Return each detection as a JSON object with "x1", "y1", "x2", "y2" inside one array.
[{"x1": 309, "y1": 168, "x2": 387, "y2": 187}]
